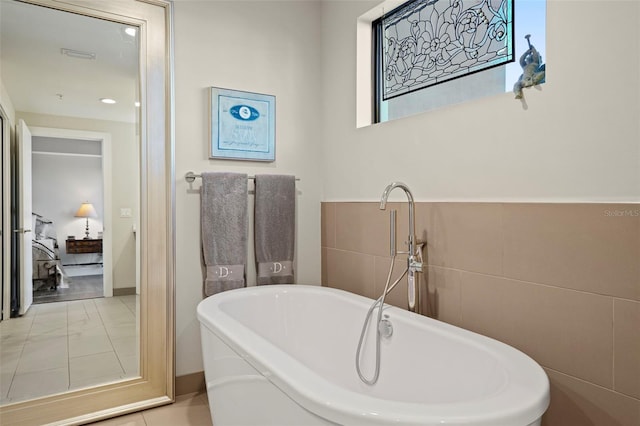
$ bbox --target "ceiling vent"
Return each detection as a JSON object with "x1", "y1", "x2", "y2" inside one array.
[{"x1": 61, "y1": 48, "x2": 96, "y2": 60}]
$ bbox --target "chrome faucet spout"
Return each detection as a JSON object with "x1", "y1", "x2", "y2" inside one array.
[
  {"x1": 379, "y1": 182, "x2": 414, "y2": 209},
  {"x1": 379, "y1": 181, "x2": 416, "y2": 250}
]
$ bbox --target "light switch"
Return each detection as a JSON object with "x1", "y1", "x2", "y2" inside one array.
[{"x1": 120, "y1": 208, "x2": 132, "y2": 218}]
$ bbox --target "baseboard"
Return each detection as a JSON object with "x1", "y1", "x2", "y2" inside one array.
[
  {"x1": 176, "y1": 371, "x2": 205, "y2": 396},
  {"x1": 113, "y1": 287, "x2": 136, "y2": 296}
]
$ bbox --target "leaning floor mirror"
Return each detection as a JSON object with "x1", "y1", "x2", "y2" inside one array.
[{"x1": 0, "y1": 0, "x2": 174, "y2": 424}]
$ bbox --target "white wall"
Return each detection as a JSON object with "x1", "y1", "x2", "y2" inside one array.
[
  {"x1": 173, "y1": 0, "x2": 639, "y2": 377},
  {"x1": 0, "y1": 80, "x2": 16, "y2": 125},
  {"x1": 321, "y1": 0, "x2": 640, "y2": 202},
  {"x1": 174, "y1": 0, "x2": 323, "y2": 376}
]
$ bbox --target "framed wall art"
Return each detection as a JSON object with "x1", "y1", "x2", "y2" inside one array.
[{"x1": 210, "y1": 87, "x2": 276, "y2": 161}]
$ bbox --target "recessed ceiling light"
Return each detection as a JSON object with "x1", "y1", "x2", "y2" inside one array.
[
  {"x1": 124, "y1": 27, "x2": 137, "y2": 37},
  {"x1": 134, "y1": 101, "x2": 141, "y2": 107},
  {"x1": 100, "y1": 98, "x2": 117, "y2": 104},
  {"x1": 61, "y1": 48, "x2": 96, "y2": 60}
]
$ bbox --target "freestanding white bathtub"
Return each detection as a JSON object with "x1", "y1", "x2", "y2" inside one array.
[{"x1": 197, "y1": 285, "x2": 549, "y2": 426}]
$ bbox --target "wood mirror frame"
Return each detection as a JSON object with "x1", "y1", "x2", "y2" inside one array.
[{"x1": 0, "y1": 0, "x2": 175, "y2": 424}]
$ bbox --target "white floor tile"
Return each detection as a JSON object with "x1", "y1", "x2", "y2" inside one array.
[
  {"x1": 8, "y1": 366, "x2": 69, "y2": 402},
  {"x1": 0, "y1": 315, "x2": 34, "y2": 333},
  {"x1": 104, "y1": 323, "x2": 137, "y2": 339},
  {"x1": 0, "y1": 334, "x2": 27, "y2": 353},
  {"x1": 0, "y1": 370, "x2": 14, "y2": 399},
  {"x1": 31, "y1": 302, "x2": 67, "y2": 314},
  {"x1": 70, "y1": 351, "x2": 124, "y2": 385},
  {"x1": 69, "y1": 334, "x2": 114, "y2": 358},
  {"x1": 0, "y1": 295, "x2": 138, "y2": 405},
  {"x1": 0, "y1": 346, "x2": 23, "y2": 375},
  {"x1": 28, "y1": 322, "x2": 68, "y2": 340},
  {"x1": 117, "y1": 354, "x2": 139, "y2": 377},
  {"x1": 16, "y1": 335, "x2": 68, "y2": 374},
  {"x1": 68, "y1": 317, "x2": 104, "y2": 333},
  {"x1": 111, "y1": 336, "x2": 137, "y2": 357}
]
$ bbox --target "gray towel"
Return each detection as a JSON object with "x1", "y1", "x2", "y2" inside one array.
[
  {"x1": 201, "y1": 172, "x2": 248, "y2": 296},
  {"x1": 254, "y1": 174, "x2": 296, "y2": 285}
]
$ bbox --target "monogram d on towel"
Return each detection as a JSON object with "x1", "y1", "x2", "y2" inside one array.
[
  {"x1": 201, "y1": 172, "x2": 248, "y2": 296},
  {"x1": 254, "y1": 174, "x2": 296, "y2": 285}
]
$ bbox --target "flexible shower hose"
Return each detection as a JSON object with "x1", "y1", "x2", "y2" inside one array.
[
  {"x1": 355, "y1": 256, "x2": 407, "y2": 385},
  {"x1": 355, "y1": 243, "x2": 425, "y2": 385}
]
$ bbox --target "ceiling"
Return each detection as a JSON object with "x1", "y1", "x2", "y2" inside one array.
[{"x1": 0, "y1": 0, "x2": 139, "y2": 123}]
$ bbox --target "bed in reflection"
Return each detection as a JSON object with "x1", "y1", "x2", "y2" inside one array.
[{"x1": 32, "y1": 213, "x2": 65, "y2": 291}]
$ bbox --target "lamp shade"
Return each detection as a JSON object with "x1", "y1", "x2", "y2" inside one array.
[{"x1": 74, "y1": 202, "x2": 98, "y2": 218}]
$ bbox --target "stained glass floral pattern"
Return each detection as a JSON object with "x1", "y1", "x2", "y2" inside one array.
[{"x1": 381, "y1": 0, "x2": 514, "y2": 100}]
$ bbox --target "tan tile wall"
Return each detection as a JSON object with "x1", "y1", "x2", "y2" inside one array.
[{"x1": 321, "y1": 202, "x2": 640, "y2": 426}]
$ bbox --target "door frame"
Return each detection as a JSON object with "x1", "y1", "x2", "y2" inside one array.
[
  {"x1": 30, "y1": 126, "x2": 113, "y2": 298},
  {"x1": 17, "y1": 120, "x2": 33, "y2": 314},
  {"x1": 0, "y1": 104, "x2": 10, "y2": 320}
]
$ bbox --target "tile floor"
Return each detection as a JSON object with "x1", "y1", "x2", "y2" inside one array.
[
  {"x1": 0, "y1": 295, "x2": 138, "y2": 404},
  {"x1": 33, "y1": 274, "x2": 104, "y2": 304},
  {"x1": 90, "y1": 392, "x2": 213, "y2": 426}
]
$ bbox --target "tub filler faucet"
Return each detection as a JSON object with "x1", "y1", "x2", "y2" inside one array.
[
  {"x1": 379, "y1": 182, "x2": 423, "y2": 313},
  {"x1": 356, "y1": 182, "x2": 425, "y2": 385}
]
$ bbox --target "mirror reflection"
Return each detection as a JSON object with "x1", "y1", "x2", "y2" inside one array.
[{"x1": 0, "y1": 0, "x2": 140, "y2": 405}]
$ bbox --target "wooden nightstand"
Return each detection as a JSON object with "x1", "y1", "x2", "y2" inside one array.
[{"x1": 66, "y1": 238, "x2": 103, "y2": 254}]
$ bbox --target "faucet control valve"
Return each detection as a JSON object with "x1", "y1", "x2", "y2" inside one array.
[{"x1": 409, "y1": 259, "x2": 423, "y2": 272}]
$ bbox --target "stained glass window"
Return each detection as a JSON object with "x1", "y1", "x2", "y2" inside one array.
[{"x1": 376, "y1": 0, "x2": 515, "y2": 101}]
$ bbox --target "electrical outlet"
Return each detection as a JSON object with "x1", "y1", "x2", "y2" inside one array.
[{"x1": 120, "y1": 208, "x2": 132, "y2": 218}]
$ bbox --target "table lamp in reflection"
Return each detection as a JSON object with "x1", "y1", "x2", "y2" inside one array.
[{"x1": 75, "y1": 202, "x2": 98, "y2": 239}]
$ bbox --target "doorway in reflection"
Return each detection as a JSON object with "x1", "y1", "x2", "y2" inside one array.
[{"x1": 31, "y1": 135, "x2": 105, "y2": 304}]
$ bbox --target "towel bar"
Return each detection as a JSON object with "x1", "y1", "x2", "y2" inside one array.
[{"x1": 185, "y1": 171, "x2": 300, "y2": 183}]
